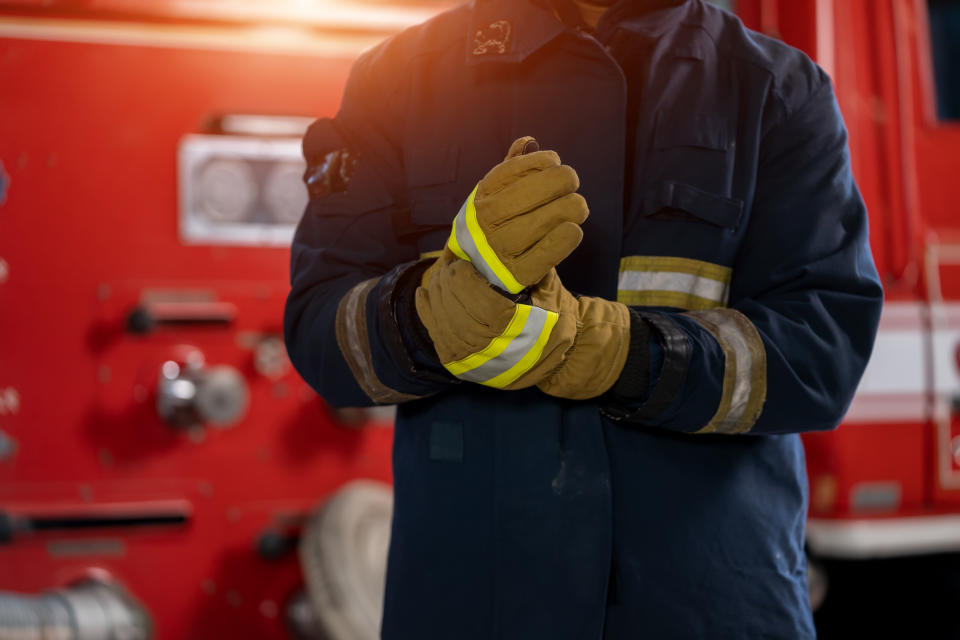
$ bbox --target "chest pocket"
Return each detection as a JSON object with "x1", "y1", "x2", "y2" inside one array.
[
  {"x1": 643, "y1": 110, "x2": 743, "y2": 231},
  {"x1": 622, "y1": 111, "x2": 744, "y2": 310},
  {"x1": 403, "y1": 145, "x2": 463, "y2": 256}
]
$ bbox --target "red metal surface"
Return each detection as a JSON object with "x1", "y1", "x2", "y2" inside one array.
[
  {"x1": 3, "y1": 1, "x2": 960, "y2": 635},
  {"x1": 0, "y1": 14, "x2": 406, "y2": 638},
  {"x1": 742, "y1": 0, "x2": 960, "y2": 531},
  {"x1": 798, "y1": 0, "x2": 929, "y2": 523},
  {"x1": 804, "y1": 423, "x2": 927, "y2": 517}
]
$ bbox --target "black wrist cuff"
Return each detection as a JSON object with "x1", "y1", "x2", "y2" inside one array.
[
  {"x1": 602, "y1": 311, "x2": 691, "y2": 424},
  {"x1": 609, "y1": 309, "x2": 652, "y2": 400},
  {"x1": 377, "y1": 259, "x2": 456, "y2": 385}
]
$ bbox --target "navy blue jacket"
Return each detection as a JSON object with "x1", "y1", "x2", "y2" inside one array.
[{"x1": 284, "y1": 0, "x2": 883, "y2": 637}]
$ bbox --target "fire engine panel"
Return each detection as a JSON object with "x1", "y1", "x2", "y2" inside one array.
[
  {"x1": 1, "y1": 0, "x2": 960, "y2": 638},
  {"x1": 0, "y1": 2, "x2": 450, "y2": 637}
]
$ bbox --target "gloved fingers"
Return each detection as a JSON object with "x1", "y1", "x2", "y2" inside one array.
[
  {"x1": 504, "y1": 136, "x2": 538, "y2": 160},
  {"x1": 478, "y1": 150, "x2": 562, "y2": 198},
  {"x1": 511, "y1": 222, "x2": 583, "y2": 286},
  {"x1": 493, "y1": 193, "x2": 589, "y2": 256},
  {"x1": 440, "y1": 259, "x2": 514, "y2": 329},
  {"x1": 527, "y1": 267, "x2": 565, "y2": 311},
  {"x1": 414, "y1": 286, "x2": 441, "y2": 344},
  {"x1": 537, "y1": 298, "x2": 631, "y2": 400},
  {"x1": 505, "y1": 339, "x2": 569, "y2": 390},
  {"x1": 417, "y1": 273, "x2": 501, "y2": 358},
  {"x1": 481, "y1": 165, "x2": 580, "y2": 224},
  {"x1": 415, "y1": 286, "x2": 481, "y2": 359},
  {"x1": 420, "y1": 246, "x2": 458, "y2": 289},
  {"x1": 437, "y1": 246, "x2": 458, "y2": 264},
  {"x1": 503, "y1": 302, "x2": 578, "y2": 389},
  {"x1": 419, "y1": 261, "x2": 522, "y2": 363}
]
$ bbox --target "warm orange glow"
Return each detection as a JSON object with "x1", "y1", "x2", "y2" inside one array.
[{"x1": 0, "y1": 0, "x2": 461, "y2": 31}]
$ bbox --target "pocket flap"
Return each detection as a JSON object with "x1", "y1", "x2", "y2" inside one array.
[
  {"x1": 645, "y1": 180, "x2": 744, "y2": 229},
  {"x1": 653, "y1": 110, "x2": 730, "y2": 151},
  {"x1": 410, "y1": 195, "x2": 458, "y2": 226},
  {"x1": 406, "y1": 145, "x2": 460, "y2": 188}
]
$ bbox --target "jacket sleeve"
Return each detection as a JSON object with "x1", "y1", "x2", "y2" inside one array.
[
  {"x1": 284, "y1": 49, "x2": 455, "y2": 408},
  {"x1": 604, "y1": 77, "x2": 883, "y2": 435}
]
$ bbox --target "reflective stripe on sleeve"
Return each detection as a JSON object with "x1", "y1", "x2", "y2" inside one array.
[
  {"x1": 335, "y1": 278, "x2": 422, "y2": 404},
  {"x1": 443, "y1": 303, "x2": 558, "y2": 388},
  {"x1": 447, "y1": 184, "x2": 525, "y2": 294},
  {"x1": 683, "y1": 308, "x2": 766, "y2": 434},
  {"x1": 618, "y1": 256, "x2": 731, "y2": 310}
]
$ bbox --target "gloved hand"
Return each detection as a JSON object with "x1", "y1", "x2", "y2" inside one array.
[
  {"x1": 446, "y1": 136, "x2": 588, "y2": 294},
  {"x1": 416, "y1": 252, "x2": 630, "y2": 398},
  {"x1": 531, "y1": 269, "x2": 632, "y2": 400},
  {"x1": 416, "y1": 251, "x2": 566, "y2": 389}
]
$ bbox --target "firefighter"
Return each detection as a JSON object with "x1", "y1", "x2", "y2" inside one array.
[{"x1": 284, "y1": 0, "x2": 883, "y2": 637}]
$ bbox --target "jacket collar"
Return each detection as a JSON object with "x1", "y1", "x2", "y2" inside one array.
[
  {"x1": 465, "y1": 0, "x2": 566, "y2": 65},
  {"x1": 465, "y1": 0, "x2": 696, "y2": 66},
  {"x1": 596, "y1": 0, "x2": 695, "y2": 40}
]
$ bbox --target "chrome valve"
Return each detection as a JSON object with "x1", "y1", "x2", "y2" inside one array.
[{"x1": 156, "y1": 351, "x2": 249, "y2": 428}]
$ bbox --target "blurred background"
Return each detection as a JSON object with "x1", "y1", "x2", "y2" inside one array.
[{"x1": 1, "y1": 0, "x2": 959, "y2": 638}]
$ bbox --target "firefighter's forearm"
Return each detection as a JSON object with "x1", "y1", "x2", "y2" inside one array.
[
  {"x1": 602, "y1": 292, "x2": 881, "y2": 436},
  {"x1": 284, "y1": 276, "x2": 377, "y2": 408},
  {"x1": 285, "y1": 263, "x2": 457, "y2": 407}
]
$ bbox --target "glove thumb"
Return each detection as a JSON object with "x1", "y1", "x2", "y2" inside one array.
[{"x1": 504, "y1": 136, "x2": 540, "y2": 160}]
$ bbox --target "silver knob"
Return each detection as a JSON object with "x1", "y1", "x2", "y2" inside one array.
[
  {"x1": 195, "y1": 365, "x2": 249, "y2": 427},
  {"x1": 156, "y1": 358, "x2": 249, "y2": 429}
]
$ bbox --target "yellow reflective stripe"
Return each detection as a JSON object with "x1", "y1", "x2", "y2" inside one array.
[
  {"x1": 617, "y1": 290, "x2": 725, "y2": 310},
  {"x1": 447, "y1": 217, "x2": 470, "y2": 261},
  {"x1": 482, "y1": 309, "x2": 559, "y2": 389},
  {"x1": 619, "y1": 256, "x2": 732, "y2": 282},
  {"x1": 444, "y1": 304, "x2": 531, "y2": 376},
  {"x1": 462, "y1": 187, "x2": 524, "y2": 294},
  {"x1": 419, "y1": 249, "x2": 443, "y2": 260},
  {"x1": 618, "y1": 255, "x2": 732, "y2": 310}
]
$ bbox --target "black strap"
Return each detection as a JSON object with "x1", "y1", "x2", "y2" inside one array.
[
  {"x1": 609, "y1": 309, "x2": 652, "y2": 399},
  {"x1": 602, "y1": 311, "x2": 690, "y2": 423},
  {"x1": 377, "y1": 259, "x2": 457, "y2": 385}
]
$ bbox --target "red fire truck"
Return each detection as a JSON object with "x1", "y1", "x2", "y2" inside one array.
[{"x1": 0, "y1": 1, "x2": 958, "y2": 638}]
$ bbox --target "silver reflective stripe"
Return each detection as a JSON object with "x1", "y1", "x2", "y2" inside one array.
[
  {"x1": 618, "y1": 271, "x2": 729, "y2": 305},
  {"x1": 452, "y1": 197, "x2": 514, "y2": 293},
  {"x1": 684, "y1": 308, "x2": 766, "y2": 434},
  {"x1": 617, "y1": 256, "x2": 732, "y2": 310},
  {"x1": 455, "y1": 305, "x2": 551, "y2": 384},
  {"x1": 335, "y1": 278, "x2": 421, "y2": 404},
  {"x1": 707, "y1": 309, "x2": 754, "y2": 429}
]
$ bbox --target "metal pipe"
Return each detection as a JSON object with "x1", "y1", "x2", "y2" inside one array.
[{"x1": 0, "y1": 580, "x2": 151, "y2": 640}]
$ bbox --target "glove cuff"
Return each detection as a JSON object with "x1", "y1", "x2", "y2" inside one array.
[
  {"x1": 538, "y1": 298, "x2": 631, "y2": 400},
  {"x1": 609, "y1": 309, "x2": 653, "y2": 400},
  {"x1": 378, "y1": 259, "x2": 456, "y2": 385}
]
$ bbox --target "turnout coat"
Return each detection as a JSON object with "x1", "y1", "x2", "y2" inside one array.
[{"x1": 284, "y1": 0, "x2": 883, "y2": 637}]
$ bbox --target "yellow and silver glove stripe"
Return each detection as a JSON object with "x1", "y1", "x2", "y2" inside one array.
[
  {"x1": 444, "y1": 303, "x2": 558, "y2": 388},
  {"x1": 448, "y1": 184, "x2": 526, "y2": 294}
]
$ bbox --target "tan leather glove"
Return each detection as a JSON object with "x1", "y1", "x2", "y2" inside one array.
[
  {"x1": 416, "y1": 251, "x2": 568, "y2": 389},
  {"x1": 530, "y1": 270, "x2": 632, "y2": 400},
  {"x1": 446, "y1": 137, "x2": 588, "y2": 293},
  {"x1": 416, "y1": 252, "x2": 630, "y2": 398}
]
